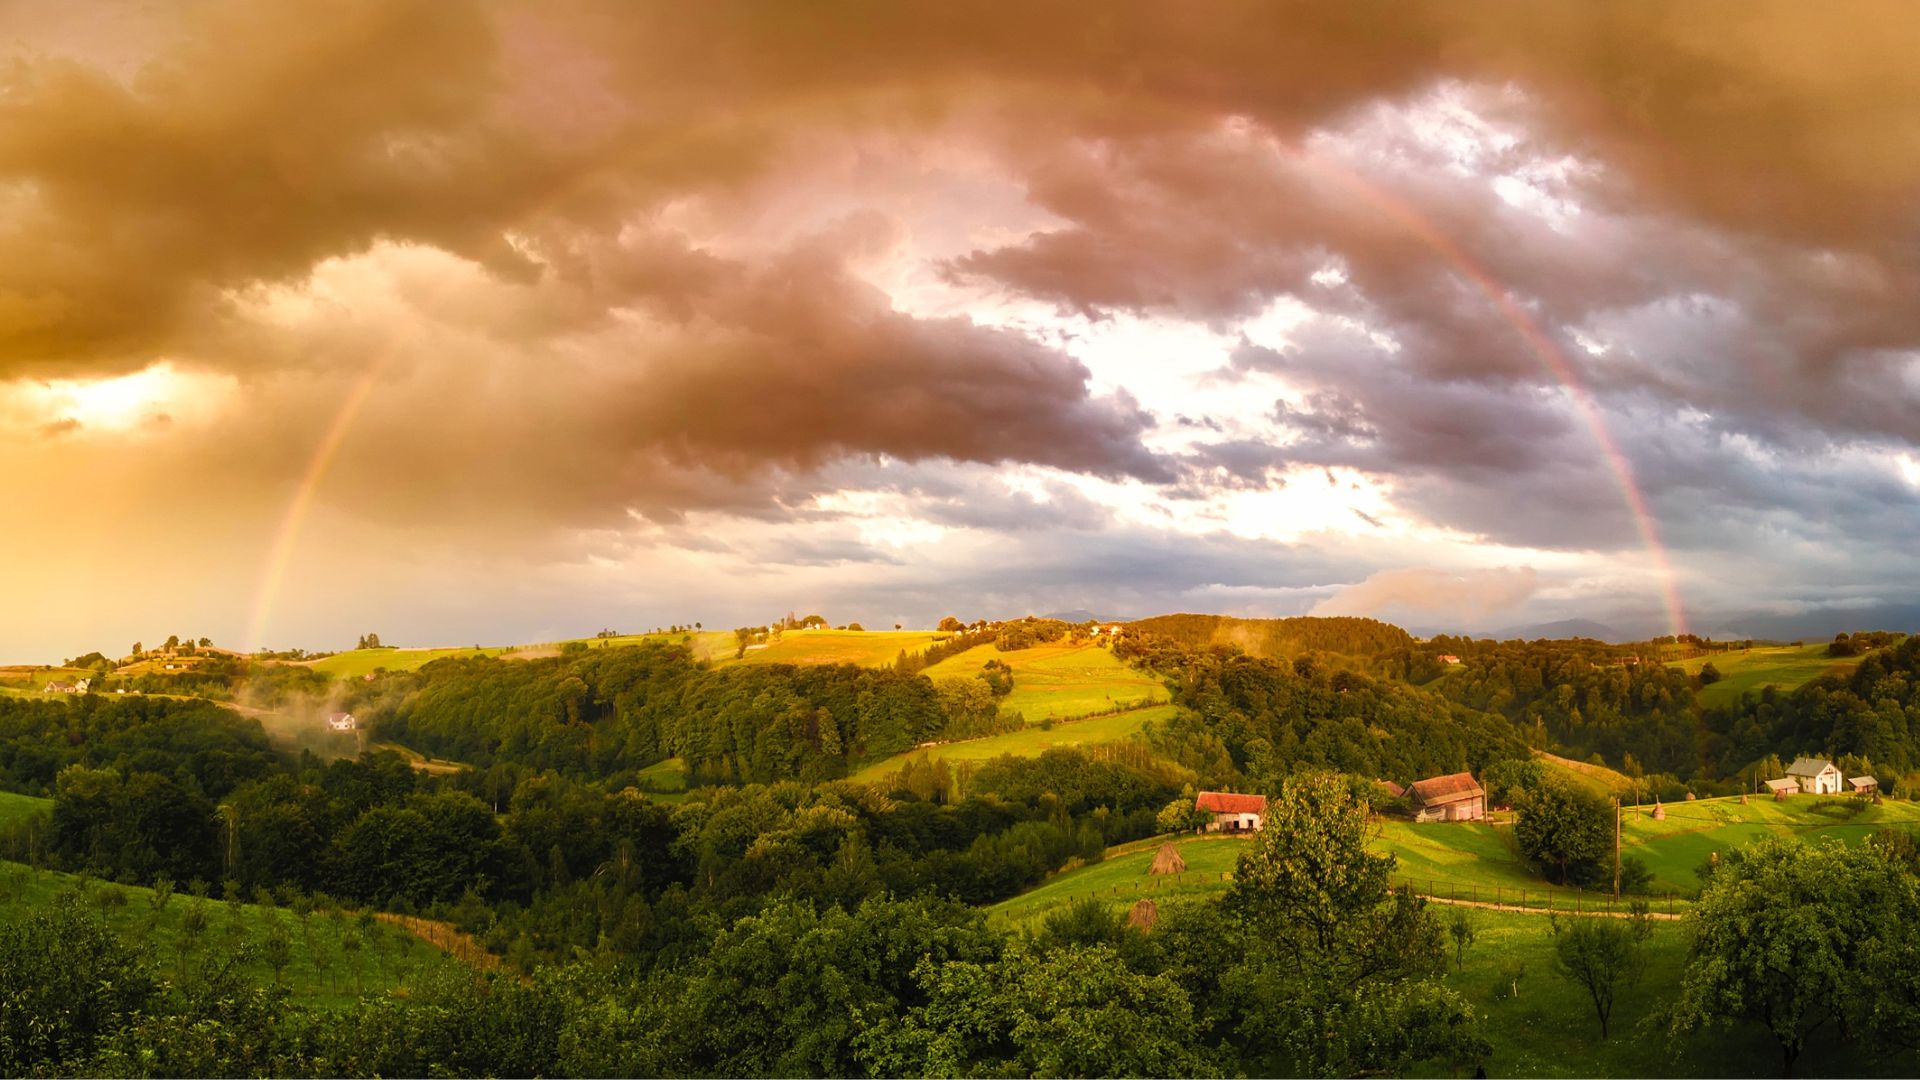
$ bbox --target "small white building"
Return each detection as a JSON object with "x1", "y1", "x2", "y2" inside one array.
[
  {"x1": 1195, "y1": 791, "x2": 1266, "y2": 833},
  {"x1": 1785, "y1": 757, "x2": 1843, "y2": 795},
  {"x1": 1409, "y1": 772, "x2": 1487, "y2": 822},
  {"x1": 1437, "y1": 654, "x2": 1462, "y2": 665},
  {"x1": 325, "y1": 712, "x2": 358, "y2": 732}
]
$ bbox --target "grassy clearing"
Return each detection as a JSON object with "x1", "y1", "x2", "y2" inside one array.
[
  {"x1": 1450, "y1": 909, "x2": 1900, "y2": 1077},
  {"x1": 1668, "y1": 642, "x2": 1865, "y2": 708},
  {"x1": 729, "y1": 629, "x2": 948, "y2": 669},
  {"x1": 304, "y1": 646, "x2": 514, "y2": 679},
  {"x1": 849, "y1": 704, "x2": 1181, "y2": 785},
  {"x1": 371, "y1": 742, "x2": 467, "y2": 776},
  {"x1": 633, "y1": 753, "x2": 687, "y2": 795},
  {"x1": 988, "y1": 834, "x2": 1250, "y2": 925},
  {"x1": 0, "y1": 665, "x2": 97, "y2": 691},
  {"x1": 1618, "y1": 794, "x2": 1920, "y2": 894},
  {"x1": 921, "y1": 641, "x2": 1169, "y2": 721},
  {"x1": 0, "y1": 860, "x2": 459, "y2": 1009},
  {"x1": 1535, "y1": 750, "x2": 1636, "y2": 798},
  {"x1": 0, "y1": 789, "x2": 52, "y2": 826}
]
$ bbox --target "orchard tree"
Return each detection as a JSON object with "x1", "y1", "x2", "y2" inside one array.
[
  {"x1": 1550, "y1": 908, "x2": 1651, "y2": 1038},
  {"x1": 1669, "y1": 835, "x2": 1920, "y2": 1072},
  {"x1": 1514, "y1": 780, "x2": 1610, "y2": 885},
  {"x1": 1223, "y1": 774, "x2": 1488, "y2": 1076}
]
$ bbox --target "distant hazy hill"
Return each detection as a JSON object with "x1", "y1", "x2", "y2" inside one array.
[
  {"x1": 1126, "y1": 613, "x2": 1414, "y2": 658},
  {"x1": 1489, "y1": 618, "x2": 1626, "y2": 643},
  {"x1": 1040, "y1": 609, "x2": 1133, "y2": 624}
]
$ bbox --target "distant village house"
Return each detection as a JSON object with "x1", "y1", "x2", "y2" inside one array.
[
  {"x1": 1848, "y1": 775, "x2": 1878, "y2": 795},
  {"x1": 43, "y1": 677, "x2": 89, "y2": 695},
  {"x1": 326, "y1": 712, "x2": 358, "y2": 732},
  {"x1": 1764, "y1": 777, "x2": 1800, "y2": 798},
  {"x1": 1437, "y1": 655, "x2": 1461, "y2": 665},
  {"x1": 1785, "y1": 757, "x2": 1843, "y2": 795},
  {"x1": 1409, "y1": 772, "x2": 1486, "y2": 822},
  {"x1": 1194, "y1": 791, "x2": 1266, "y2": 833}
]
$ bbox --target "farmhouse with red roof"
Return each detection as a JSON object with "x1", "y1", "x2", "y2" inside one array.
[{"x1": 1194, "y1": 790, "x2": 1266, "y2": 833}]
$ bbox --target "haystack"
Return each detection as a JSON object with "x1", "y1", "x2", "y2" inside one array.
[
  {"x1": 1651, "y1": 800, "x2": 1665, "y2": 821},
  {"x1": 1128, "y1": 898, "x2": 1160, "y2": 930},
  {"x1": 1149, "y1": 842, "x2": 1187, "y2": 876}
]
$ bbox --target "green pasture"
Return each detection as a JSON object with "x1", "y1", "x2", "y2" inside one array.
[
  {"x1": 1618, "y1": 794, "x2": 1920, "y2": 894},
  {"x1": 1534, "y1": 750, "x2": 1635, "y2": 798},
  {"x1": 634, "y1": 756, "x2": 689, "y2": 803},
  {"x1": 730, "y1": 629, "x2": 947, "y2": 669},
  {"x1": 0, "y1": 790, "x2": 52, "y2": 827},
  {"x1": 303, "y1": 646, "x2": 513, "y2": 679},
  {"x1": 849, "y1": 704, "x2": 1180, "y2": 785},
  {"x1": 987, "y1": 834, "x2": 1250, "y2": 925},
  {"x1": 0, "y1": 861, "x2": 459, "y2": 1009},
  {"x1": 1668, "y1": 642, "x2": 1865, "y2": 708},
  {"x1": 920, "y1": 641, "x2": 1169, "y2": 720}
]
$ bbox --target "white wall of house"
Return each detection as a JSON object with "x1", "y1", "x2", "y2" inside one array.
[{"x1": 1208, "y1": 811, "x2": 1262, "y2": 832}]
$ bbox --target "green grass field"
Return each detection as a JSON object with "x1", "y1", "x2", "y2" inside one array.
[
  {"x1": 0, "y1": 790, "x2": 52, "y2": 826},
  {"x1": 920, "y1": 641, "x2": 1169, "y2": 721},
  {"x1": 1668, "y1": 642, "x2": 1866, "y2": 708},
  {"x1": 849, "y1": 704, "x2": 1181, "y2": 785},
  {"x1": 729, "y1": 629, "x2": 948, "y2": 668},
  {"x1": 303, "y1": 646, "x2": 515, "y2": 679},
  {"x1": 1535, "y1": 750, "x2": 1636, "y2": 798},
  {"x1": 0, "y1": 861, "x2": 459, "y2": 1009},
  {"x1": 1618, "y1": 793, "x2": 1920, "y2": 894}
]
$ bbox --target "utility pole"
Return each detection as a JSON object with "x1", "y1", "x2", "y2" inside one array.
[{"x1": 1612, "y1": 797, "x2": 1621, "y2": 900}]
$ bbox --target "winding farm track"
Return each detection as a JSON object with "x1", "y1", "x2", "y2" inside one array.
[{"x1": 373, "y1": 913, "x2": 500, "y2": 969}]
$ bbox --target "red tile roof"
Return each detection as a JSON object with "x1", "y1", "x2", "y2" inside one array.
[
  {"x1": 1376, "y1": 780, "x2": 1406, "y2": 798},
  {"x1": 1195, "y1": 791, "x2": 1267, "y2": 815},
  {"x1": 1409, "y1": 772, "x2": 1484, "y2": 806}
]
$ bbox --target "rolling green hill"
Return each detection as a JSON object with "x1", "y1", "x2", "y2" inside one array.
[
  {"x1": 992, "y1": 794, "x2": 1920, "y2": 925},
  {"x1": 919, "y1": 640, "x2": 1168, "y2": 720},
  {"x1": 1668, "y1": 642, "x2": 1866, "y2": 708},
  {"x1": 0, "y1": 790, "x2": 51, "y2": 828},
  {"x1": 0, "y1": 862, "x2": 461, "y2": 1009},
  {"x1": 729, "y1": 629, "x2": 947, "y2": 668},
  {"x1": 303, "y1": 646, "x2": 514, "y2": 679},
  {"x1": 850, "y1": 704, "x2": 1180, "y2": 785}
]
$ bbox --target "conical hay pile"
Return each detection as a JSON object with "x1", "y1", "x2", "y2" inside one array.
[
  {"x1": 1149, "y1": 841, "x2": 1186, "y2": 876},
  {"x1": 1128, "y1": 898, "x2": 1160, "y2": 930}
]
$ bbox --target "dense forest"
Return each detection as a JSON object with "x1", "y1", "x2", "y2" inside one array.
[
  {"x1": 1708, "y1": 635, "x2": 1920, "y2": 787},
  {"x1": 1124, "y1": 614, "x2": 1415, "y2": 661}
]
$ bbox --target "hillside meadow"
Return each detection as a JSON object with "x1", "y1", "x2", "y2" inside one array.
[
  {"x1": 920, "y1": 640, "x2": 1169, "y2": 720},
  {"x1": 849, "y1": 703, "x2": 1180, "y2": 785},
  {"x1": 0, "y1": 861, "x2": 461, "y2": 1010},
  {"x1": 1667, "y1": 642, "x2": 1865, "y2": 708}
]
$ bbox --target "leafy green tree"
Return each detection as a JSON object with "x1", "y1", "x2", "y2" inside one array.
[
  {"x1": 1697, "y1": 661, "x2": 1722, "y2": 685},
  {"x1": 1222, "y1": 773, "x2": 1488, "y2": 1076},
  {"x1": 0, "y1": 896, "x2": 158, "y2": 1074},
  {"x1": 1669, "y1": 836, "x2": 1920, "y2": 1072},
  {"x1": 1514, "y1": 779, "x2": 1610, "y2": 884},
  {"x1": 1448, "y1": 908, "x2": 1476, "y2": 970},
  {"x1": 1550, "y1": 909, "x2": 1651, "y2": 1037}
]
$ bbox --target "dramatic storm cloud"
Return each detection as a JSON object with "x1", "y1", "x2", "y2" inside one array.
[{"x1": 4, "y1": 0, "x2": 1919, "y2": 658}]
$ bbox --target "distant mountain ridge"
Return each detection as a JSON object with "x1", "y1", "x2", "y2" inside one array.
[{"x1": 1488, "y1": 618, "x2": 1627, "y2": 643}]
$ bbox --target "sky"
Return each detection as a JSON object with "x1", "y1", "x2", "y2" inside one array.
[{"x1": 4, "y1": 1, "x2": 1920, "y2": 660}]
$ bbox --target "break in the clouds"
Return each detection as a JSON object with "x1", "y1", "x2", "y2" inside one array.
[{"x1": 4, "y1": 0, "x2": 1920, "y2": 658}]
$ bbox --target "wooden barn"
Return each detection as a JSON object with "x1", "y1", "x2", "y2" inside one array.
[{"x1": 1409, "y1": 772, "x2": 1486, "y2": 822}]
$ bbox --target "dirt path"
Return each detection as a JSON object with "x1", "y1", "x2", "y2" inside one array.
[
  {"x1": 1417, "y1": 893, "x2": 1685, "y2": 921},
  {"x1": 374, "y1": 912, "x2": 500, "y2": 969}
]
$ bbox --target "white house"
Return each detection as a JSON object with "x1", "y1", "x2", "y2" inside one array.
[
  {"x1": 1785, "y1": 757, "x2": 1843, "y2": 795},
  {"x1": 1195, "y1": 791, "x2": 1266, "y2": 833},
  {"x1": 325, "y1": 712, "x2": 358, "y2": 732}
]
